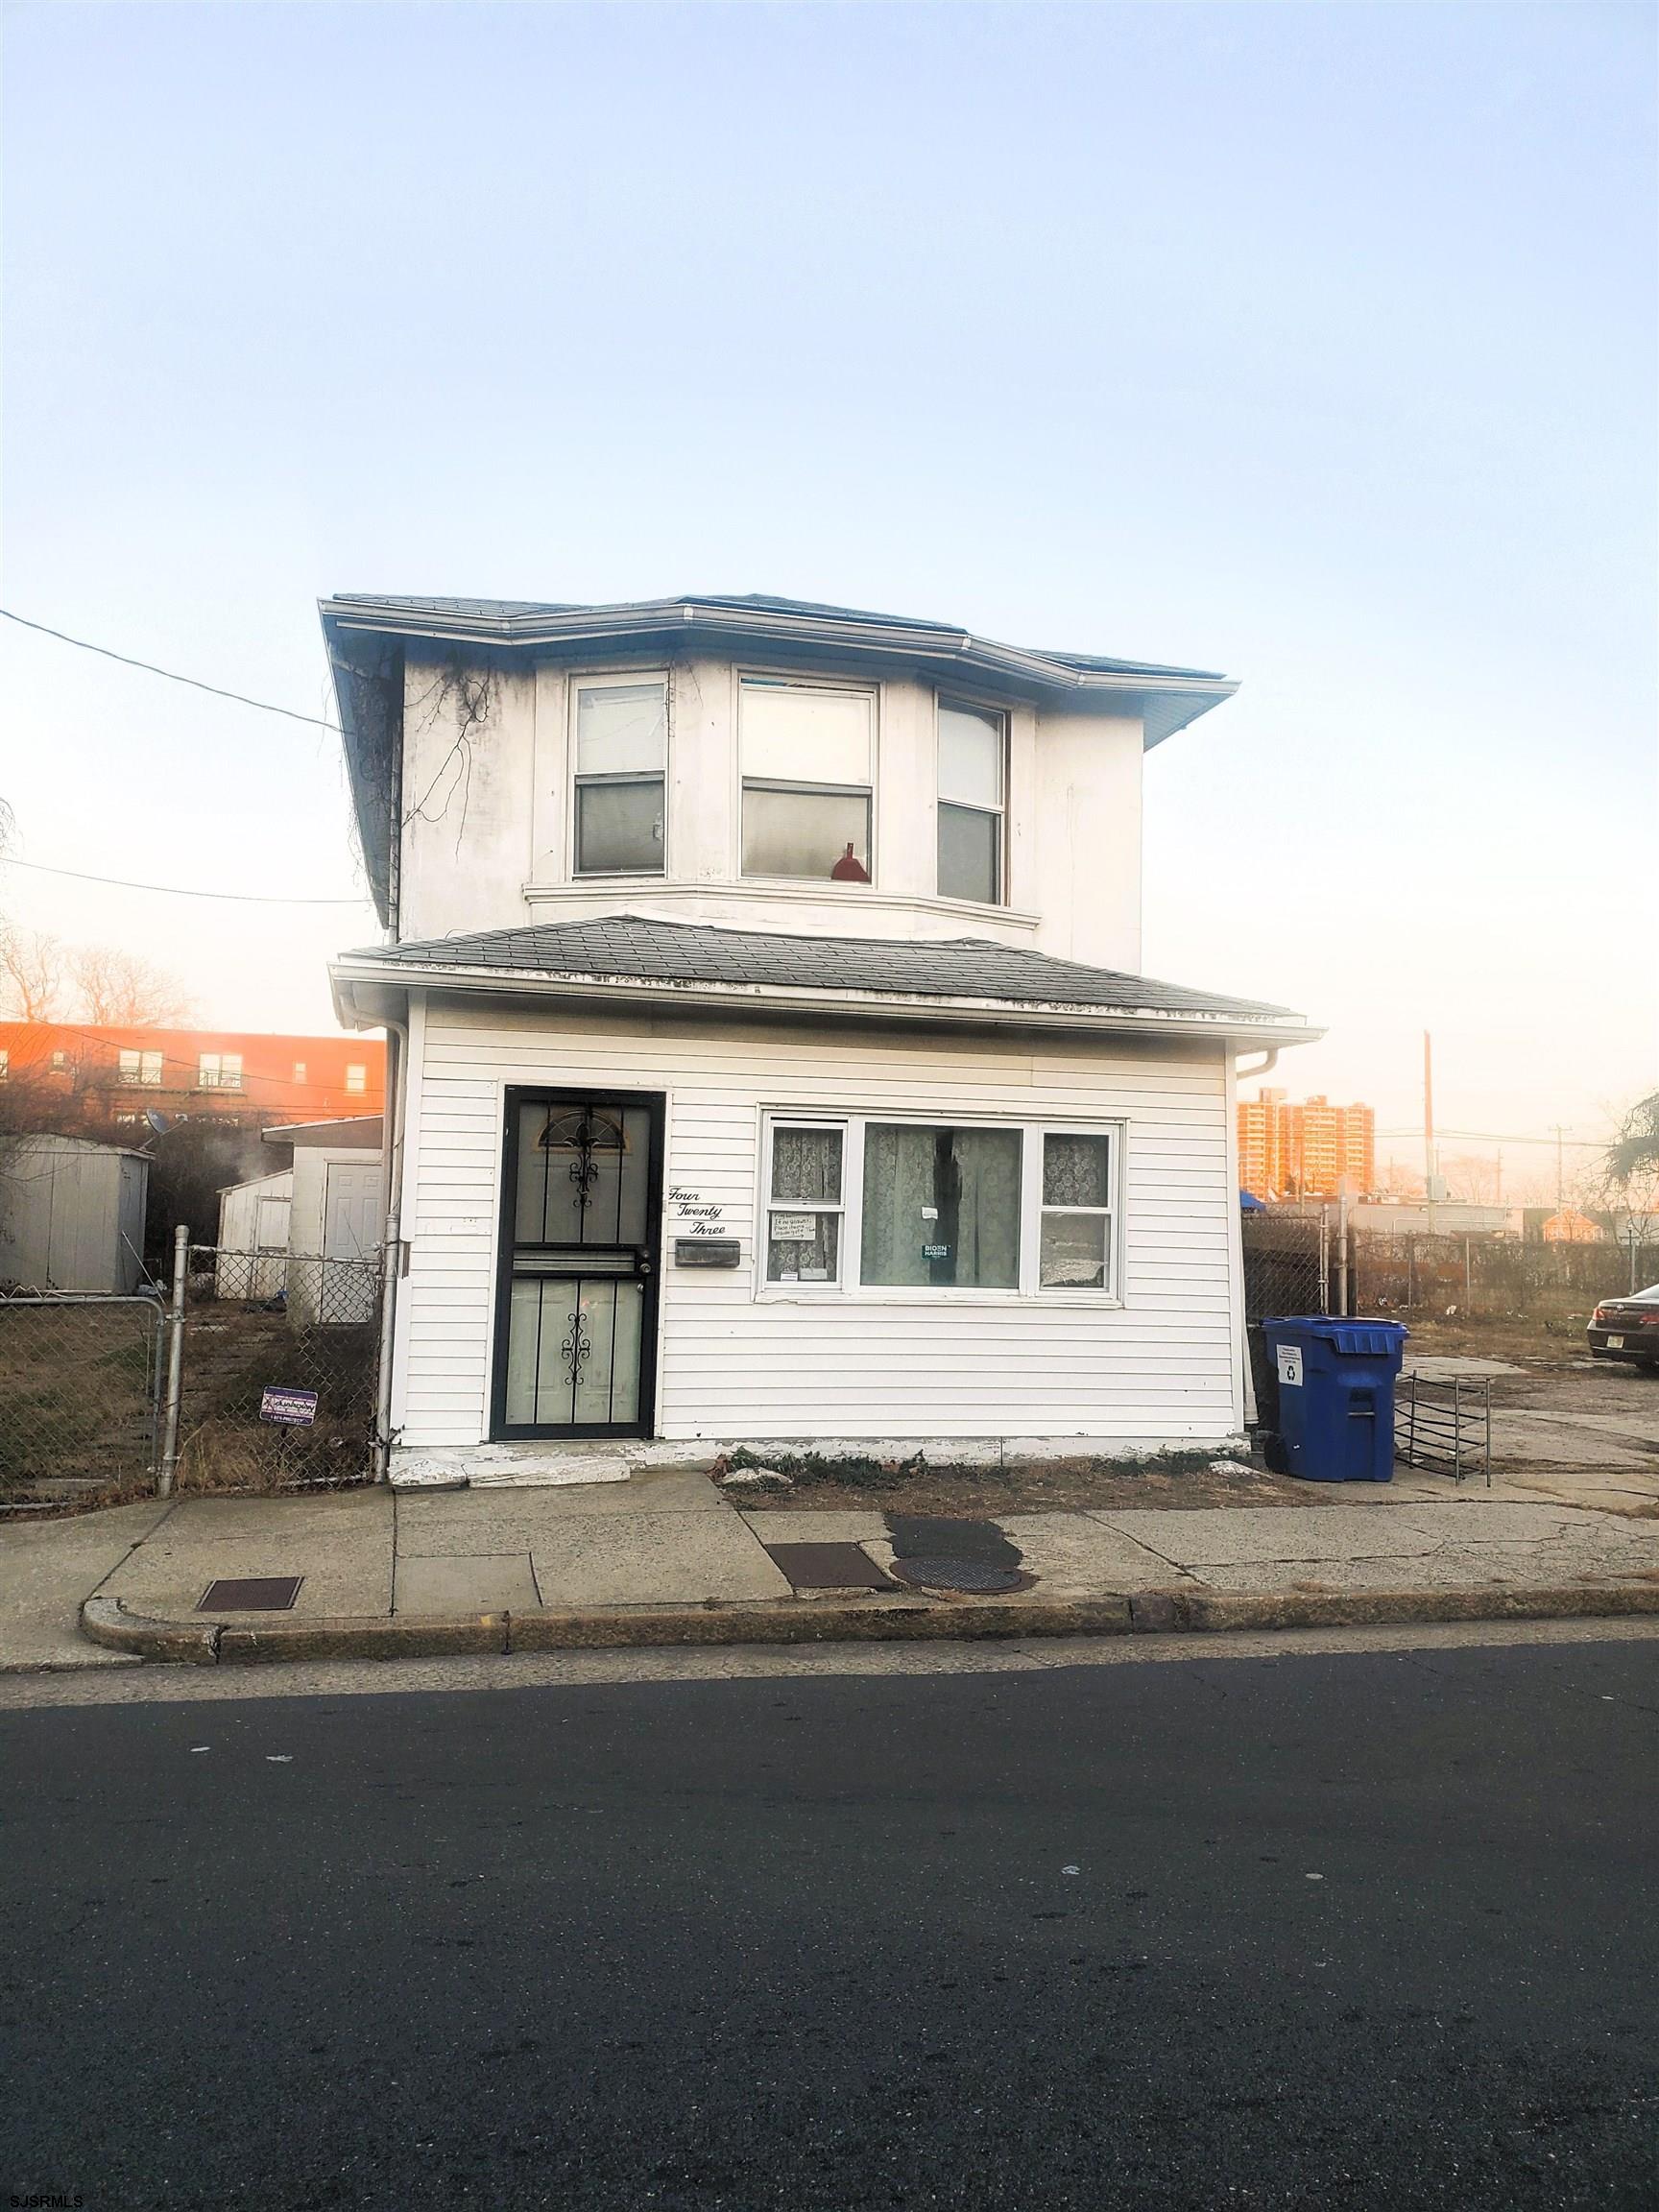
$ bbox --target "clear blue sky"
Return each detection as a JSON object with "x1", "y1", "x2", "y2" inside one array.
[{"x1": 3, "y1": 2, "x2": 1653, "y2": 1190}]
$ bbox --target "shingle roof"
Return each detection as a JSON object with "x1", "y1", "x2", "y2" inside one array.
[{"x1": 339, "y1": 916, "x2": 1302, "y2": 1026}]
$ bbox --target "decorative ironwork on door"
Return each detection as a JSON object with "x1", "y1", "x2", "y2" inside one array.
[{"x1": 494, "y1": 1093, "x2": 662, "y2": 1438}]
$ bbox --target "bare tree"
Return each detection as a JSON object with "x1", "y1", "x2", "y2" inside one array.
[
  {"x1": 0, "y1": 926, "x2": 65, "y2": 1021},
  {"x1": 1374, "y1": 1157, "x2": 1425, "y2": 1201},
  {"x1": 70, "y1": 945, "x2": 193, "y2": 1026},
  {"x1": 1442, "y1": 1154, "x2": 1503, "y2": 1205}
]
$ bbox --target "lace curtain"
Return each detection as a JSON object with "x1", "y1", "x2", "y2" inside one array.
[{"x1": 861, "y1": 1125, "x2": 1021, "y2": 1288}]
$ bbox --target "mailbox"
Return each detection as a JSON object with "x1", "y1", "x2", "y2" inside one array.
[{"x1": 674, "y1": 1237, "x2": 742, "y2": 1268}]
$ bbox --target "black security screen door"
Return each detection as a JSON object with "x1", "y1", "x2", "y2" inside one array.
[{"x1": 492, "y1": 1089, "x2": 664, "y2": 1439}]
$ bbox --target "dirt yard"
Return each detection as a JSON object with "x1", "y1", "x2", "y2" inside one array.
[{"x1": 713, "y1": 1448, "x2": 1328, "y2": 1518}]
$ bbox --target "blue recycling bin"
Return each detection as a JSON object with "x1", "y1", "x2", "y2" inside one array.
[{"x1": 1261, "y1": 1316, "x2": 1409, "y2": 1482}]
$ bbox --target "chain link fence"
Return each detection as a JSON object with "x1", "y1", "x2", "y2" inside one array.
[
  {"x1": 176, "y1": 1247, "x2": 383, "y2": 1492},
  {"x1": 0, "y1": 1292, "x2": 166, "y2": 1506}
]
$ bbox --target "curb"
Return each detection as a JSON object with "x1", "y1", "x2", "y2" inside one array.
[{"x1": 78, "y1": 1579, "x2": 1659, "y2": 1667}]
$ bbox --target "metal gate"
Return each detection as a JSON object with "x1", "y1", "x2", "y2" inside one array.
[{"x1": 0, "y1": 1291, "x2": 166, "y2": 1503}]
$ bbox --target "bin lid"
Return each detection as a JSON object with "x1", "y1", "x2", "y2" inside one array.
[{"x1": 1262, "y1": 1316, "x2": 1409, "y2": 1355}]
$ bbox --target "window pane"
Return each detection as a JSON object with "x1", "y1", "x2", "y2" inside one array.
[
  {"x1": 576, "y1": 778, "x2": 665, "y2": 874},
  {"x1": 1044, "y1": 1133, "x2": 1111, "y2": 1209},
  {"x1": 576, "y1": 681, "x2": 666, "y2": 777},
  {"x1": 742, "y1": 786, "x2": 870, "y2": 880},
  {"x1": 767, "y1": 1211, "x2": 840, "y2": 1283},
  {"x1": 938, "y1": 704, "x2": 1002, "y2": 807},
  {"x1": 937, "y1": 804, "x2": 1000, "y2": 904},
  {"x1": 740, "y1": 681, "x2": 872, "y2": 784},
  {"x1": 1040, "y1": 1211, "x2": 1108, "y2": 1289},
  {"x1": 860, "y1": 1124, "x2": 1021, "y2": 1288},
  {"x1": 772, "y1": 1127, "x2": 842, "y2": 1204}
]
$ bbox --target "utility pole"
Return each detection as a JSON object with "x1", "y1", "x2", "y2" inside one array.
[
  {"x1": 1551, "y1": 1125, "x2": 1566, "y2": 1216},
  {"x1": 1424, "y1": 1031, "x2": 1437, "y2": 1237}
]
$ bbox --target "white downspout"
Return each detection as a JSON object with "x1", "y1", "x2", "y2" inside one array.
[{"x1": 373, "y1": 1014, "x2": 409, "y2": 1481}]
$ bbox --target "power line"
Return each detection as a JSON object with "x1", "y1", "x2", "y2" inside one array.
[
  {"x1": 1, "y1": 855, "x2": 372, "y2": 906},
  {"x1": 0, "y1": 607, "x2": 344, "y2": 733}
]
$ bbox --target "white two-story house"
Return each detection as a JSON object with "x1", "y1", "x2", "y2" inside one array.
[{"x1": 324, "y1": 592, "x2": 1316, "y2": 1468}]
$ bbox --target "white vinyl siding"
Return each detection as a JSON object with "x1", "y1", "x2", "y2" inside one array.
[{"x1": 396, "y1": 997, "x2": 1239, "y2": 1447}]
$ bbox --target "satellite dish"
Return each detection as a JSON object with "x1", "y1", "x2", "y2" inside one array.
[{"x1": 144, "y1": 1110, "x2": 172, "y2": 1136}]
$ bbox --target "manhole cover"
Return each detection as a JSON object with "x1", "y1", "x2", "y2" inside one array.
[
  {"x1": 198, "y1": 1575, "x2": 303, "y2": 1612},
  {"x1": 888, "y1": 1555, "x2": 1026, "y2": 1594},
  {"x1": 764, "y1": 1542, "x2": 895, "y2": 1591}
]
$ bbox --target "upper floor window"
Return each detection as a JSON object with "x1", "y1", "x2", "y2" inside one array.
[
  {"x1": 937, "y1": 701, "x2": 1005, "y2": 905},
  {"x1": 0, "y1": 1049, "x2": 8, "y2": 1080},
  {"x1": 345, "y1": 1063, "x2": 368, "y2": 1094},
  {"x1": 740, "y1": 678, "x2": 873, "y2": 884},
  {"x1": 118, "y1": 1048, "x2": 163, "y2": 1086},
  {"x1": 51, "y1": 1050, "x2": 67, "y2": 1070},
  {"x1": 573, "y1": 674, "x2": 667, "y2": 876},
  {"x1": 293, "y1": 1061, "x2": 307, "y2": 1085},
  {"x1": 198, "y1": 1051, "x2": 242, "y2": 1091}
]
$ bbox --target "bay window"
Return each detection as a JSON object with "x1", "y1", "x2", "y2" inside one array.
[
  {"x1": 573, "y1": 674, "x2": 667, "y2": 876},
  {"x1": 740, "y1": 678, "x2": 874, "y2": 882},
  {"x1": 760, "y1": 1116, "x2": 1120, "y2": 1296},
  {"x1": 937, "y1": 701, "x2": 1005, "y2": 904}
]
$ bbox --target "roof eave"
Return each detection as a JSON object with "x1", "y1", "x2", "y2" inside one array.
[
  {"x1": 328, "y1": 954, "x2": 1321, "y2": 1048},
  {"x1": 317, "y1": 595, "x2": 1238, "y2": 741}
]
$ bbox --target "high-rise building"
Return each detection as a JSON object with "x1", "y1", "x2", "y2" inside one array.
[{"x1": 1238, "y1": 1092, "x2": 1375, "y2": 1201}]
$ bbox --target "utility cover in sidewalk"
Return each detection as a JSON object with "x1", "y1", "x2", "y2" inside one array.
[
  {"x1": 886, "y1": 1515, "x2": 1026, "y2": 1595},
  {"x1": 888, "y1": 1555, "x2": 1025, "y2": 1594},
  {"x1": 198, "y1": 1576, "x2": 303, "y2": 1612},
  {"x1": 763, "y1": 1542, "x2": 895, "y2": 1591}
]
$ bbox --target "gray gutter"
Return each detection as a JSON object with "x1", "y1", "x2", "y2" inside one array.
[
  {"x1": 318, "y1": 595, "x2": 1238, "y2": 742},
  {"x1": 329, "y1": 953, "x2": 1321, "y2": 1048}
]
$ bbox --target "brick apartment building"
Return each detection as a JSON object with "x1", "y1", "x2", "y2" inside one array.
[
  {"x1": 0, "y1": 1023, "x2": 386, "y2": 1129},
  {"x1": 1238, "y1": 1089, "x2": 1375, "y2": 1201}
]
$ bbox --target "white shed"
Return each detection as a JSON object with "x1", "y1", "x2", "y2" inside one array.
[
  {"x1": 0, "y1": 1134, "x2": 151, "y2": 1294},
  {"x1": 214, "y1": 1167, "x2": 295, "y2": 1300},
  {"x1": 260, "y1": 1117, "x2": 385, "y2": 1326}
]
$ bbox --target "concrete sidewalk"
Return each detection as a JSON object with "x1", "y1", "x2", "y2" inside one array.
[{"x1": 6, "y1": 1462, "x2": 1659, "y2": 1671}]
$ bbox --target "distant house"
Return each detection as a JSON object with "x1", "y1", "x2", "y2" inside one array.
[
  {"x1": 1541, "y1": 1208, "x2": 1607, "y2": 1244},
  {"x1": 0, "y1": 1024, "x2": 385, "y2": 1131},
  {"x1": 323, "y1": 590, "x2": 1318, "y2": 1459},
  {"x1": 0, "y1": 1133, "x2": 150, "y2": 1293}
]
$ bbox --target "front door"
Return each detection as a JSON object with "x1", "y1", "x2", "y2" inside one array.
[{"x1": 492, "y1": 1089, "x2": 664, "y2": 1440}]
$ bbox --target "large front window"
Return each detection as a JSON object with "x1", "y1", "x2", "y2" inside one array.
[
  {"x1": 937, "y1": 701, "x2": 1005, "y2": 904},
  {"x1": 740, "y1": 678, "x2": 874, "y2": 882},
  {"x1": 760, "y1": 1117, "x2": 1120, "y2": 1296},
  {"x1": 861, "y1": 1123, "x2": 1021, "y2": 1288},
  {"x1": 573, "y1": 674, "x2": 667, "y2": 876}
]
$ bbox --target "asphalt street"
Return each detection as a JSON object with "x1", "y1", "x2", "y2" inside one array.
[{"x1": 3, "y1": 1636, "x2": 1656, "y2": 2211}]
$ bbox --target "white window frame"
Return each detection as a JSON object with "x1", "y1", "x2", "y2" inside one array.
[
  {"x1": 345, "y1": 1063, "x2": 368, "y2": 1095},
  {"x1": 119, "y1": 1048, "x2": 162, "y2": 1087},
  {"x1": 737, "y1": 672, "x2": 878, "y2": 886},
  {"x1": 759, "y1": 1119, "x2": 848, "y2": 1290},
  {"x1": 935, "y1": 695, "x2": 1007, "y2": 908},
  {"x1": 1032, "y1": 1125, "x2": 1119, "y2": 1295},
  {"x1": 567, "y1": 667, "x2": 670, "y2": 880},
  {"x1": 0, "y1": 1048, "x2": 8, "y2": 1079},
  {"x1": 755, "y1": 1111, "x2": 1124, "y2": 1305},
  {"x1": 198, "y1": 1051, "x2": 243, "y2": 1092}
]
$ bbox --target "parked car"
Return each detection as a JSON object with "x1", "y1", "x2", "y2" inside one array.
[{"x1": 1588, "y1": 1286, "x2": 1659, "y2": 1367}]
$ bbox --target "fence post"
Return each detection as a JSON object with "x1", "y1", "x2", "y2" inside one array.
[{"x1": 156, "y1": 1224, "x2": 188, "y2": 1497}]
